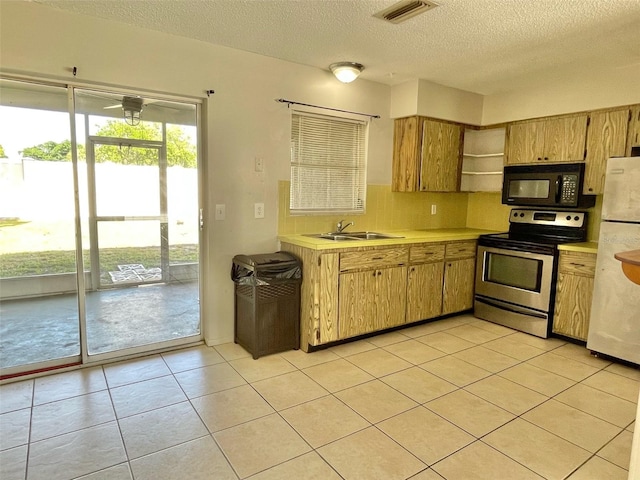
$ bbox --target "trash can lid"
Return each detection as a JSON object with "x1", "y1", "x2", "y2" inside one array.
[{"x1": 232, "y1": 252, "x2": 300, "y2": 269}]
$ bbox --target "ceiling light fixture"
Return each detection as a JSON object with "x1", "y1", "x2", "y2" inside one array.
[
  {"x1": 329, "y1": 62, "x2": 364, "y2": 83},
  {"x1": 122, "y1": 96, "x2": 144, "y2": 126}
]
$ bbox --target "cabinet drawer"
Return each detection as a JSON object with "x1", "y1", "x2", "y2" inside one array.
[
  {"x1": 410, "y1": 243, "x2": 445, "y2": 263},
  {"x1": 445, "y1": 241, "x2": 477, "y2": 260},
  {"x1": 340, "y1": 247, "x2": 409, "y2": 272},
  {"x1": 558, "y1": 251, "x2": 596, "y2": 277}
]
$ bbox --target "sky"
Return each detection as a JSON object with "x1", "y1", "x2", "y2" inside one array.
[
  {"x1": 0, "y1": 106, "x2": 77, "y2": 159},
  {"x1": 0, "y1": 105, "x2": 196, "y2": 160}
]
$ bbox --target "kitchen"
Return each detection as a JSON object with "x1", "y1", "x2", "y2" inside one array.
[{"x1": 1, "y1": 1, "x2": 640, "y2": 479}]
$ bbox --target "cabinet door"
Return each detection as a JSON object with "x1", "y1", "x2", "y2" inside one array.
[
  {"x1": 378, "y1": 266, "x2": 408, "y2": 329},
  {"x1": 542, "y1": 115, "x2": 587, "y2": 162},
  {"x1": 627, "y1": 105, "x2": 640, "y2": 156},
  {"x1": 584, "y1": 109, "x2": 629, "y2": 194},
  {"x1": 318, "y1": 253, "x2": 340, "y2": 345},
  {"x1": 392, "y1": 117, "x2": 421, "y2": 192},
  {"x1": 442, "y1": 258, "x2": 475, "y2": 315},
  {"x1": 505, "y1": 121, "x2": 544, "y2": 164},
  {"x1": 406, "y1": 262, "x2": 444, "y2": 323},
  {"x1": 553, "y1": 273, "x2": 594, "y2": 341},
  {"x1": 420, "y1": 119, "x2": 463, "y2": 192},
  {"x1": 338, "y1": 270, "x2": 379, "y2": 339}
]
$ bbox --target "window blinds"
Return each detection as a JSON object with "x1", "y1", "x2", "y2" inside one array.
[{"x1": 290, "y1": 111, "x2": 368, "y2": 214}]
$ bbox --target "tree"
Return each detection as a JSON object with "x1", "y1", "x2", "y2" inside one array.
[
  {"x1": 19, "y1": 141, "x2": 85, "y2": 161},
  {"x1": 0, "y1": 145, "x2": 7, "y2": 158},
  {"x1": 18, "y1": 120, "x2": 196, "y2": 167},
  {"x1": 20, "y1": 140, "x2": 72, "y2": 161},
  {"x1": 93, "y1": 121, "x2": 197, "y2": 168}
]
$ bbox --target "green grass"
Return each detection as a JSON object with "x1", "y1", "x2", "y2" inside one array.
[
  {"x1": 0, "y1": 245, "x2": 198, "y2": 278},
  {"x1": 0, "y1": 219, "x2": 30, "y2": 228}
]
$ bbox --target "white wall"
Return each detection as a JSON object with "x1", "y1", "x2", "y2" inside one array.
[
  {"x1": 390, "y1": 79, "x2": 484, "y2": 124},
  {"x1": 0, "y1": 2, "x2": 393, "y2": 345},
  {"x1": 391, "y1": 67, "x2": 640, "y2": 126},
  {"x1": 482, "y1": 63, "x2": 640, "y2": 124}
]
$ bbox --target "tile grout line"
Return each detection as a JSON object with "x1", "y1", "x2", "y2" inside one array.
[{"x1": 7, "y1": 321, "x2": 638, "y2": 480}]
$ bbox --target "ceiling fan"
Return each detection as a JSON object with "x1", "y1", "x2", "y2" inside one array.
[{"x1": 103, "y1": 95, "x2": 152, "y2": 126}]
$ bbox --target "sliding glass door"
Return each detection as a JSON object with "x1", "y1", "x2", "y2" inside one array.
[
  {"x1": 0, "y1": 80, "x2": 81, "y2": 374},
  {"x1": 0, "y1": 80, "x2": 202, "y2": 377}
]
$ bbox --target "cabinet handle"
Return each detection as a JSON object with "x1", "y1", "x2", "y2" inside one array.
[
  {"x1": 571, "y1": 263, "x2": 585, "y2": 267},
  {"x1": 544, "y1": 157, "x2": 549, "y2": 160},
  {"x1": 378, "y1": 271, "x2": 382, "y2": 276},
  {"x1": 372, "y1": 257, "x2": 383, "y2": 260},
  {"x1": 372, "y1": 271, "x2": 377, "y2": 277}
]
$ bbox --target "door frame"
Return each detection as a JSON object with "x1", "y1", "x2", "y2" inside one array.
[{"x1": 86, "y1": 136, "x2": 168, "y2": 290}]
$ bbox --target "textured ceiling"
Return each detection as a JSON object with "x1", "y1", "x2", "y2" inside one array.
[{"x1": 36, "y1": 0, "x2": 640, "y2": 95}]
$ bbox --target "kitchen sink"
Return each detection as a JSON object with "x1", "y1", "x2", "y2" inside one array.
[
  {"x1": 304, "y1": 231, "x2": 404, "y2": 241},
  {"x1": 347, "y1": 231, "x2": 404, "y2": 240}
]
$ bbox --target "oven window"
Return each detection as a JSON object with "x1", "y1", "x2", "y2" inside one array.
[
  {"x1": 485, "y1": 252, "x2": 542, "y2": 291},
  {"x1": 508, "y1": 180, "x2": 549, "y2": 199}
]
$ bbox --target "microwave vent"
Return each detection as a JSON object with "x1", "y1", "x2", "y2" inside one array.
[{"x1": 373, "y1": 0, "x2": 439, "y2": 24}]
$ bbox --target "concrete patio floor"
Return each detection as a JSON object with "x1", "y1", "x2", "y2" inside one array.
[{"x1": 0, "y1": 282, "x2": 200, "y2": 370}]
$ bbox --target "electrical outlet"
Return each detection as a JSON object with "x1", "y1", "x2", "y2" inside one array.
[
  {"x1": 254, "y1": 202, "x2": 265, "y2": 219},
  {"x1": 431, "y1": 204, "x2": 437, "y2": 215},
  {"x1": 215, "y1": 204, "x2": 225, "y2": 220},
  {"x1": 254, "y1": 157, "x2": 264, "y2": 172}
]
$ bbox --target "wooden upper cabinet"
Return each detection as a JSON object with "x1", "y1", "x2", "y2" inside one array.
[
  {"x1": 584, "y1": 108, "x2": 629, "y2": 194},
  {"x1": 544, "y1": 115, "x2": 588, "y2": 162},
  {"x1": 503, "y1": 121, "x2": 542, "y2": 164},
  {"x1": 392, "y1": 116, "x2": 421, "y2": 191},
  {"x1": 392, "y1": 116, "x2": 463, "y2": 192},
  {"x1": 505, "y1": 114, "x2": 588, "y2": 164},
  {"x1": 420, "y1": 119, "x2": 464, "y2": 192},
  {"x1": 627, "y1": 105, "x2": 640, "y2": 156}
]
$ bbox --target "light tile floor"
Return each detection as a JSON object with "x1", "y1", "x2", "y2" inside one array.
[{"x1": 1, "y1": 314, "x2": 638, "y2": 480}]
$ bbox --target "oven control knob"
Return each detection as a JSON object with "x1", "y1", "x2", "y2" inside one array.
[
  {"x1": 574, "y1": 216, "x2": 579, "y2": 221},
  {"x1": 566, "y1": 215, "x2": 571, "y2": 221},
  {"x1": 513, "y1": 212, "x2": 518, "y2": 217},
  {"x1": 520, "y1": 213, "x2": 524, "y2": 217}
]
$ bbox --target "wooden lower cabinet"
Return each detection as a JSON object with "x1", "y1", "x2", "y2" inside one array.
[
  {"x1": 443, "y1": 258, "x2": 476, "y2": 315},
  {"x1": 406, "y1": 262, "x2": 444, "y2": 323},
  {"x1": 280, "y1": 239, "x2": 478, "y2": 350},
  {"x1": 339, "y1": 266, "x2": 407, "y2": 339},
  {"x1": 552, "y1": 250, "x2": 596, "y2": 341}
]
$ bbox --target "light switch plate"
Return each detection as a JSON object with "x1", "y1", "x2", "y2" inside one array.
[
  {"x1": 254, "y1": 203, "x2": 265, "y2": 218},
  {"x1": 215, "y1": 204, "x2": 225, "y2": 220},
  {"x1": 431, "y1": 204, "x2": 437, "y2": 215},
  {"x1": 254, "y1": 157, "x2": 264, "y2": 172}
]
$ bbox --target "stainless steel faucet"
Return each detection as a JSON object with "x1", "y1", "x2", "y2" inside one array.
[{"x1": 335, "y1": 219, "x2": 354, "y2": 233}]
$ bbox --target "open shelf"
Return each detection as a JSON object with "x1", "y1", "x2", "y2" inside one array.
[{"x1": 461, "y1": 128, "x2": 505, "y2": 192}]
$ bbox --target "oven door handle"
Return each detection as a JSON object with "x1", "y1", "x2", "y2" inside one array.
[{"x1": 475, "y1": 296, "x2": 547, "y2": 319}]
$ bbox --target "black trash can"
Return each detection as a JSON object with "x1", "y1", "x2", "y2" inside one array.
[{"x1": 231, "y1": 252, "x2": 302, "y2": 359}]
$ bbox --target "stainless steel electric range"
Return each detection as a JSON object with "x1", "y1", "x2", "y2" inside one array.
[{"x1": 474, "y1": 208, "x2": 588, "y2": 338}]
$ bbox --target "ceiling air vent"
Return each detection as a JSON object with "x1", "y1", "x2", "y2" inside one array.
[{"x1": 374, "y1": 0, "x2": 439, "y2": 24}]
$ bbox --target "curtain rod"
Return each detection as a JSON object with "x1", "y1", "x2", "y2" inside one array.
[{"x1": 275, "y1": 98, "x2": 380, "y2": 119}]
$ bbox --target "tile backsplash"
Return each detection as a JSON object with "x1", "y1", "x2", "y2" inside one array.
[
  {"x1": 278, "y1": 181, "x2": 469, "y2": 235},
  {"x1": 278, "y1": 182, "x2": 602, "y2": 241}
]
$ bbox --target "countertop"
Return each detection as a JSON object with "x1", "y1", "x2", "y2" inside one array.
[
  {"x1": 278, "y1": 228, "x2": 497, "y2": 251},
  {"x1": 557, "y1": 242, "x2": 598, "y2": 254}
]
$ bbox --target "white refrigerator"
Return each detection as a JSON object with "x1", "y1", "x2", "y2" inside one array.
[{"x1": 587, "y1": 157, "x2": 640, "y2": 365}]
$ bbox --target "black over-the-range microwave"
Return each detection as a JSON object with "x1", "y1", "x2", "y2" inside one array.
[{"x1": 502, "y1": 162, "x2": 596, "y2": 209}]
